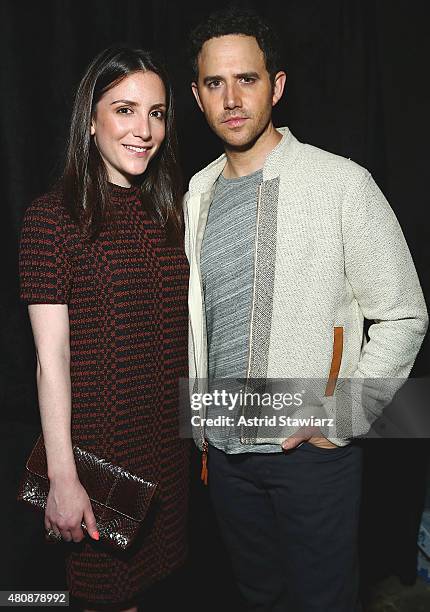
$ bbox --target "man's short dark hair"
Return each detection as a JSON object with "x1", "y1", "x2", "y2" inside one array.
[{"x1": 189, "y1": 7, "x2": 282, "y2": 82}]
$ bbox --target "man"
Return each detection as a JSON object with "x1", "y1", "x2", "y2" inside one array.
[{"x1": 184, "y1": 8, "x2": 428, "y2": 612}]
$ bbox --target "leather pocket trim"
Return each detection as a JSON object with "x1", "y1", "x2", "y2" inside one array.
[{"x1": 324, "y1": 326, "x2": 343, "y2": 397}]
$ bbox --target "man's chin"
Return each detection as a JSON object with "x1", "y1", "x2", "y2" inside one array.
[
  {"x1": 211, "y1": 123, "x2": 265, "y2": 152},
  {"x1": 220, "y1": 132, "x2": 257, "y2": 152}
]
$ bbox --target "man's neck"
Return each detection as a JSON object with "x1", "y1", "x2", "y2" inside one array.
[{"x1": 222, "y1": 123, "x2": 282, "y2": 179}]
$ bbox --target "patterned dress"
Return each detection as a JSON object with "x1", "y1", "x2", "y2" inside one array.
[{"x1": 19, "y1": 183, "x2": 190, "y2": 606}]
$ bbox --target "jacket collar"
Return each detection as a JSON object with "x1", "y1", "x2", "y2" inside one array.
[{"x1": 188, "y1": 126, "x2": 300, "y2": 195}]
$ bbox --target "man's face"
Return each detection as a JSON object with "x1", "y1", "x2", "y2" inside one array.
[{"x1": 192, "y1": 34, "x2": 284, "y2": 150}]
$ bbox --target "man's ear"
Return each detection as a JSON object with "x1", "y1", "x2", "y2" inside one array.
[
  {"x1": 272, "y1": 71, "x2": 287, "y2": 107},
  {"x1": 191, "y1": 82, "x2": 204, "y2": 113}
]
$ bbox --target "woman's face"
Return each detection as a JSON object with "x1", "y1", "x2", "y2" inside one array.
[{"x1": 91, "y1": 71, "x2": 166, "y2": 187}]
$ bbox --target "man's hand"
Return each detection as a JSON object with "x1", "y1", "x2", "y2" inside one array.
[{"x1": 281, "y1": 426, "x2": 338, "y2": 451}]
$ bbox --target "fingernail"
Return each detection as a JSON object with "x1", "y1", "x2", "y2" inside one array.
[{"x1": 92, "y1": 530, "x2": 99, "y2": 540}]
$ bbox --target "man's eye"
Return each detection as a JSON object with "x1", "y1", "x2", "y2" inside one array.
[
  {"x1": 241, "y1": 77, "x2": 255, "y2": 84},
  {"x1": 117, "y1": 107, "x2": 132, "y2": 114},
  {"x1": 208, "y1": 80, "x2": 221, "y2": 88}
]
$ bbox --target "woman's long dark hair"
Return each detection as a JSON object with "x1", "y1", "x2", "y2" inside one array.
[{"x1": 62, "y1": 47, "x2": 183, "y2": 243}]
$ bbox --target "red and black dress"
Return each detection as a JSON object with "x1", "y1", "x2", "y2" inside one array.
[{"x1": 19, "y1": 183, "x2": 190, "y2": 606}]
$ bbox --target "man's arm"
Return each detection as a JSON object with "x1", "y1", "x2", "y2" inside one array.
[
  {"x1": 342, "y1": 171, "x2": 428, "y2": 380},
  {"x1": 283, "y1": 170, "x2": 428, "y2": 449}
]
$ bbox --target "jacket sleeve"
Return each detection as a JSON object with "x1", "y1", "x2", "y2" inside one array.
[
  {"x1": 343, "y1": 171, "x2": 428, "y2": 378},
  {"x1": 326, "y1": 171, "x2": 428, "y2": 443}
]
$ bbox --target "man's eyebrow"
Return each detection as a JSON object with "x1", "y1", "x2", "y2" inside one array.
[
  {"x1": 202, "y1": 72, "x2": 260, "y2": 85},
  {"x1": 203, "y1": 75, "x2": 224, "y2": 85},
  {"x1": 235, "y1": 72, "x2": 260, "y2": 79}
]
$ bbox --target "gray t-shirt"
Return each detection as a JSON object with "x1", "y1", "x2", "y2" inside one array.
[{"x1": 201, "y1": 169, "x2": 281, "y2": 454}]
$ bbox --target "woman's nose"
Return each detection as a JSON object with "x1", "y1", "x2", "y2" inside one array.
[{"x1": 132, "y1": 116, "x2": 152, "y2": 140}]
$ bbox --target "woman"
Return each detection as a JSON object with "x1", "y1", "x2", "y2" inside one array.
[{"x1": 19, "y1": 47, "x2": 189, "y2": 611}]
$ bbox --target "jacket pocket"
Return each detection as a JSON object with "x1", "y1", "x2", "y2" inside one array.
[{"x1": 324, "y1": 326, "x2": 344, "y2": 397}]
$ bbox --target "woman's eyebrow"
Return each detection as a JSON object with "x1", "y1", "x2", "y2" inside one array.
[
  {"x1": 110, "y1": 99, "x2": 139, "y2": 106},
  {"x1": 110, "y1": 100, "x2": 166, "y2": 108}
]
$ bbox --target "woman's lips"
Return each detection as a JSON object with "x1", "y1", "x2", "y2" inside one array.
[{"x1": 122, "y1": 144, "x2": 152, "y2": 157}]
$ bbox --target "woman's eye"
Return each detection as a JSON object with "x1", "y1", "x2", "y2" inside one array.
[
  {"x1": 117, "y1": 107, "x2": 132, "y2": 114},
  {"x1": 150, "y1": 110, "x2": 165, "y2": 119}
]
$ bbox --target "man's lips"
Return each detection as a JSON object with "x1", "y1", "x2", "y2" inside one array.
[{"x1": 222, "y1": 117, "x2": 248, "y2": 127}]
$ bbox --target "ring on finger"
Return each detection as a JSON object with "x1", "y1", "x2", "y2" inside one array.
[{"x1": 46, "y1": 528, "x2": 62, "y2": 542}]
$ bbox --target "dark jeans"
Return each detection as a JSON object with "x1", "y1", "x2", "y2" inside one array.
[{"x1": 208, "y1": 442, "x2": 363, "y2": 612}]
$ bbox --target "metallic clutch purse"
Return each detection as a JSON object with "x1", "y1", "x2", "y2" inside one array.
[{"x1": 17, "y1": 435, "x2": 158, "y2": 550}]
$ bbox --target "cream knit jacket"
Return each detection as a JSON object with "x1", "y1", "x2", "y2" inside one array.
[{"x1": 184, "y1": 127, "x2": 428, "y2": 448}]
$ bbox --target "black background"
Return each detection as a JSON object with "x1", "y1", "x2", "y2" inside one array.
[{"x1": 1, "y1": 1, "x2": 429, "y2": 609}]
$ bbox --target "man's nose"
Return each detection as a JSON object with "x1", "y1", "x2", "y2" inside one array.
[{"x1": 223, "y1": 83, "x2": 242, "y2": 110}]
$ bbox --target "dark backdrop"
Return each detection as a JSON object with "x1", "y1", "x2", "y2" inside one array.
[{"x1": 1, "y1": 0, "x2": 429, "y2": 608}]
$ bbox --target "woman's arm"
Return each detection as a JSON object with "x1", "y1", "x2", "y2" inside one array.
[{"x1": 28, "y1": 304, "x2": 98, "y2": 543}]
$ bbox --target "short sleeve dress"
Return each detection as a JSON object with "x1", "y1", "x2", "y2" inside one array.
[{"x1": 19, "y1": 183, "x2": 190, "y2": 607}]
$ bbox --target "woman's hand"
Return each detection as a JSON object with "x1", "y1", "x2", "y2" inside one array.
[{"x1": 45, "y1": 475, "x2": 99, "y2": 543}]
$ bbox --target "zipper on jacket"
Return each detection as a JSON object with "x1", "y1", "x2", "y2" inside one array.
[
  {"x1": 242, "y1": 182, "x2": 263, "y2": 443},
  {"x1": 200, "y1": 439, "x2": 209, "y2": 485},
  {"x1": 195, "y1": 193, "x2": 212, "y2": 483}
]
